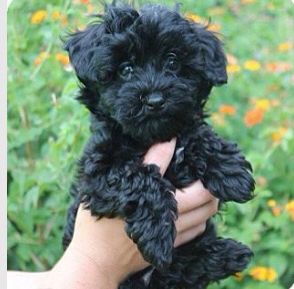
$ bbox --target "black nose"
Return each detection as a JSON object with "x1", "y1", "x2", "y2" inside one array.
[{"x1": 145, "y1": 93, "x2": 165, "y2": 111}]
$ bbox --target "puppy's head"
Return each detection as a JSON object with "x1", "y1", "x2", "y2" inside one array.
[{"x1": 65, "y1": 3, "x2": 227, "y2": 145}]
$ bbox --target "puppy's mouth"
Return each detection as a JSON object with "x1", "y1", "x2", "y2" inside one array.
[{"x1": 115, "y1": 96, "x2": 194, "y2": 145}]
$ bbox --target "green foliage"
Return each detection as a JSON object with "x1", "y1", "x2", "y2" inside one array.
[{"x1": 7, "y1": 0, "x2": 294, "y2": 288}]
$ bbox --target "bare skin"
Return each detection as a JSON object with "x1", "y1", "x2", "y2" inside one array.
[{"x1": 8, "y1": 139, "x2": 218, "y2": 289}]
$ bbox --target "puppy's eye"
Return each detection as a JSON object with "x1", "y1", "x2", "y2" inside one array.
[
  {"x1": 99, "y1": 70, "x2": 112, "y2": 84},
  {"x1": 165, "y1": 53, "x2": 180, "y2": 72},
  {"x1": 119, "y1": 63, "x2": 134, "y2": 80}
]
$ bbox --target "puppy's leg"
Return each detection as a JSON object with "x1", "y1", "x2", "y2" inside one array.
[
  {"x1": 148, "y1": 222, "x2": 253, "y2": 289},
  {"x1": 78, "y1": 161, "x2": 177, "y2": 270},
  {"x1": 167, "y1": 123, "x2": 255, "y2": 203},
  {"x1": 201, "y1": 134, "x2": 255, "y2": 203}
]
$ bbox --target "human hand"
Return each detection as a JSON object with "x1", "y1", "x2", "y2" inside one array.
[
  {"x1": 49, "y1": 139, "x2": 218, "y2": 289},
  {"x1": 144, "y1": 139, "x2": 219, "y2": 248}
]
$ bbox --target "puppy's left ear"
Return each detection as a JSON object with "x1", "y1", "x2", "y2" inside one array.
[
  {"x1": 64, "y1": 23, "x2": 105, "y2": 85},
  {"x1": 195, "y1": 27, "x2": 227, "y2": 86}
]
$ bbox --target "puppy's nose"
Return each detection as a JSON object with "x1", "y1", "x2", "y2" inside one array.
[{"x1": 145, "y1": 93, "x2": 165, "y2": 111}]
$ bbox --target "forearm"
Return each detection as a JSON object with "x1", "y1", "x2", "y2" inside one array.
[
  {"x1": 49, "y1": 243, "x2": 119, "y2": 289},
  {"x1": 7, "y1": 245, "x2": 119, "y2": 289}
]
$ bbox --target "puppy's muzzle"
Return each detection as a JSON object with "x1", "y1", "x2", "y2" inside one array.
[{"x1": 141, "y1": 92, "x2": 165, "y2": 111}]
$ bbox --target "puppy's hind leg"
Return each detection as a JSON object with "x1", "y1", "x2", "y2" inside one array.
[{"x1": 148, "y1": 222, "x2": 253, "y2": 289}]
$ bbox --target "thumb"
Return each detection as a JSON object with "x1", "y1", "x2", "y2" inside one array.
[{"x1": 143, "y1": 138, "x2": 176, "y2": 175}]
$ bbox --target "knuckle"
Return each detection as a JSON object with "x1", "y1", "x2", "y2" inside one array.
[
  {"x1": 209, "y1": 199, "x2": 219, "y2": 215},
  {"x1": 205, "y1": 188, "x2": 215, "y2": 200},
  {"x1": 213, "y1": 200, "x2": 219, "y2": 213},
  {"x1": 200, "y1": 223, "x2": 206, "y2": 233}
]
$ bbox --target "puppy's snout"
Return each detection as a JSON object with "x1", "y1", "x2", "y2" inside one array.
[{"x1": 144, "y1": 92, "x2": 165, "y2": 111}]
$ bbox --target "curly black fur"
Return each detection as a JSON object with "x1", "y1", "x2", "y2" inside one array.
[{"x1": 62, "y1": 2, "x2": 255, "y2": 288}]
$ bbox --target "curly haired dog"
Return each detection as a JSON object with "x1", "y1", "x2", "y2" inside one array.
[{"x1": 62, "y1": 3, "x2": 255, "y2": 288}]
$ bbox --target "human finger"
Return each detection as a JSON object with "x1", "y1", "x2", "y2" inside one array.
[
  {"x1": 175, "y1": 198, "x2": 219, "y2": 233},
  {"x1": 176, "y1": 181, "x2": 215, "y2": 214},
  {"x1": 174, "y1": 223, "x2": 206, "y2": 247},
  {"x1": 143, "y1": 138, "x2": 176, "y2": 175}
]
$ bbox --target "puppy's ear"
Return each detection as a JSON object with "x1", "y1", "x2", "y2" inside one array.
[
  {"x1": 64, "y1": 23, "x2": 105, "y2": 85},
  {"x1": 195, "y1": 26, "x2": 227, "y2": 86},
  {"x1": 64, "y1": 4, "x2": 139, "y2": 85}
]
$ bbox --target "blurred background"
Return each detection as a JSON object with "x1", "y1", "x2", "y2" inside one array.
[{"x1": 7, "y1": 0, "x2": 294, "y2": 288}]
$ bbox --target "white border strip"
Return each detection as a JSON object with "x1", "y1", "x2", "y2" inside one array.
[{"x1": 2, "y1": 1, "x2": 8, "y2": 288}]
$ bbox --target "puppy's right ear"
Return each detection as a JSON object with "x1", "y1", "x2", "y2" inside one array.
[{"x1": 64, "y1": 23, "x2": 105, "y2": 85}]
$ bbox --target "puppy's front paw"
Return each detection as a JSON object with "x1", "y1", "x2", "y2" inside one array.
[
  {"x1": 204, "y1": 142, "x2": 255, "y2": 203},
  {"x1": 124, "y1": 165, "x2": 177, "y2": 270},
  {"x1": 125, "y1": 208, "x2": 176, "y2": 270},
  {"x1": 227, "y1": 167, "x2": 255, "y2": 203},
  {"x1": 206, "y1": 165, "x2": 255, "y2": 203}
]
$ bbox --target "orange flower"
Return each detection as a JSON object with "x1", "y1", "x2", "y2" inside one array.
[
  {"x1": 33, "y1": 51, "x2": 49, "y2": 66},
  {"x1": 256, "y1": 176, "x2": 267, "y2": 187},
  {"x1": 271, "y1": 206, "x2": 281, "y2": 217},
  {"x1": 51, "y1": 11, "x2": 67, "y2": 25},
  {"x1": 87, "y1": 4, "x2": 94, "y2": 14},
  {"x1": 30, "y1": 10, "x2": 47, "y2": 24},
  {"x1": 185, "y1": 13, "x2": 220, "y2": 32},
  {"x1": 277, "y1": 42, "x2": 293, "y2": 52},
  {"x1": 185, "y1": 12, "x2": 203, "y2": 23},
  {"x1": 226, "y1": 54, "x2": 238, "y2": 65},
  {"x1": 227, "y1": 64, "x2": 241, "y2": 74},
  {"x1": 271, "y1": 127, "x2": 287, "y2": 143},
  {"x1": 270, "y1": 99, "x2": 280, "y2": 107},
  {"x1": 233, "y1": 272, "x2": 243, "y2": 281},
  {"x1": 244, "y1": 107, "x2": 263, "y2": 127},
  {"x1": 267, "y1": 268, "x2": 278, "y2": 282},
  {"x1": 254, "y1": 98, "x2": 271, "y2": 111},
  {"x1": 265, "y1": 62, "x2": 292, "y2": 73},
  {"x1": 266, "y1": 3, "x2": 275, "y2": 10},
  {"x1": 267, "y1": 84, "x2": 279, "y2": 92},
  {"x1": 285, "y1": 200, "x2": 294, "y2": 221},
  {"x1": 55, "y1": 53, "x2": 69, "y2": 66},
  {"x1": 211, "y1": 113, "x2": 225, "y2": 127},
  {"x1": 267, "y1": 199, "x2": 276, "y2": 207},
  {"x1": 219, "y1": 105, "x2": 236, "y2": 116},
  {"x1": 226, "y1": 54, "x2": 241, "y2": 73},
  {"x1": 241, "y1": 0, "x2": 255, "y2": 4},
  {"x1": 249, "y1": 267, "x2": 268, "y2": 281},
  {"x1": 51, "y1": 11, "x2": 61, "y2": 20},
  {"x1": 80, "y1": 0, "x2": 89, "y2": 4},
  {"x1": 267, "y1": 199, "x2": 281, "y2": 216},
  {"x1": 249, "y1": 266, "x2": 277, "y2": 282},
  {"x1": 207, "y1": 23, "x2": 221, "y2": 32},
  {"x1": 60, "y1": 15, "x2": 67, "y2": 25},
  {"x1": 244, "y1": 60, "x2": 261, "y2": 71}
]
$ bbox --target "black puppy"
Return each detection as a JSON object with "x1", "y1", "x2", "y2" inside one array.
[{"x1": 63, "y1": 3, "x2": 255, "y2": 289}]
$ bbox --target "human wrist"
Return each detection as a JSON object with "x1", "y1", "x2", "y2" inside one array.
[
  {"x1": 72, "y1": 210, "x2": 149, "y2": 283},
  {"x1": 50, "y1": 241, "x2": 119, "y2": 289}
]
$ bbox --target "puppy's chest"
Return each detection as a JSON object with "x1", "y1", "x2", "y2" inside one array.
[{"x1": 165, "y1": 135, "x2": 205, "y2": 189}]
